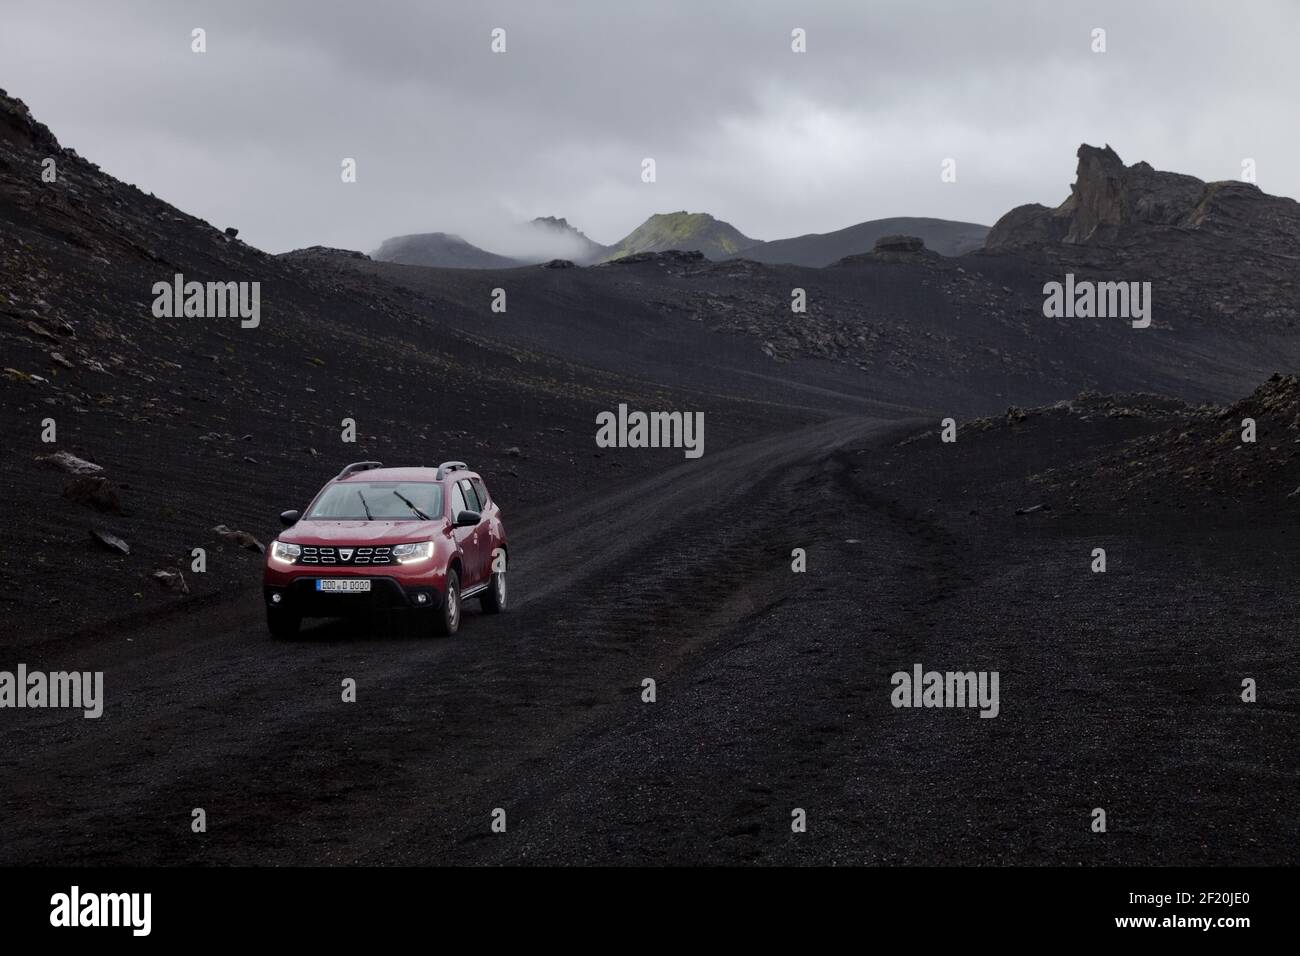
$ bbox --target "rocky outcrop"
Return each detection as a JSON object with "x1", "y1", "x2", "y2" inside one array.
[
  {"x1": 873, "y1": 234, "x2": 926, "y2": 253},
  {"x1": 832, "y1": 234, "x2": 939, "y2": 267},
  {"x1": 987, "y1": 144, "x2": 1263, "y2": 250},
  {"x1": 278, "y1": 246, "x2": 371, "y2": 263},
  {"x1": 601, "y1": 249, "x2": 706, "y2": 269},
  {"x1": 1034, "y1": 372, "x2": 1300, "y2": 514},
  {"x1": 984, "y1": 144, "x2": 1300, "y2": 326},
  {"x1": 0, "y1": 88, "x2": 60, "y2": 151}
]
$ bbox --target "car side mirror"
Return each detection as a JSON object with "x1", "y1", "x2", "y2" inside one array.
[
  {"x1": 454, "y1": 510, "x2": 481, "y2": 527},
  {"x1": 279, "y1": 510, "x2": 301, "y2": 527}
]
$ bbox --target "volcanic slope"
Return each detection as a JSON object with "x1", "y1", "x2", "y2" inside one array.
[{"x1": 0, "y1": 89, "x2": 816, "y2": 639}]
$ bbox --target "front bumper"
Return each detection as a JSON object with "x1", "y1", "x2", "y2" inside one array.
[{"x1": 264, "y1": 576, "x2": 443, "y2": 616}]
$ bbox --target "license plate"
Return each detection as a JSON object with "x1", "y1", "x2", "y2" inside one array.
[{"x1": 316, "y1": 579, "x2": 371, "y2": 593}]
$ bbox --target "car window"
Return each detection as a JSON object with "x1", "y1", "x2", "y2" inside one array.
[
  {"x1": 306, "y1": 482, "x2": 443, "y2": 520},
  {"x1": 450, "y1": 481, "x2": 467, "y2": 517},
  {"x1": 459, "y1": 479, "x2": 481, "y2": 512},
  {"x1": 471, "y1": 477, "x2": 489, "y2": 508}
]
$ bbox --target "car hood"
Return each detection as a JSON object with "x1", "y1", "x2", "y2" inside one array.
[{"x1": 279, "y1": 520, "x2": 446, "y2": 545}]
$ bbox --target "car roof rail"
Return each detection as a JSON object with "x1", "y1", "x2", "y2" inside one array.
[
  {"x1": 436, "y1": 460, "x2": 468, "y2": 479},
  {"x1": 336, "y1": 461, "x2": 384, "y2": 480}
]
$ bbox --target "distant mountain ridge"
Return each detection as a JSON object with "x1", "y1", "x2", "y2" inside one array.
[
  {"x1": 374, "y1": 211, "x2": 989, "y2": 269},
  {"x1": 371, "y1": 232, "x2": 523, "y2": 269},
  {"x1": 735, "y1": 217, "x2": 988, "y2": 264}
]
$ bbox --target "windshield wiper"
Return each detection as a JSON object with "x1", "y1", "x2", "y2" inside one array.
[
  {"x1": 392, "y1": 490, "x2": 430, "y2": 520},
  {"x1": 356, "y1": 489, "x2": 374, "y2": 520}
]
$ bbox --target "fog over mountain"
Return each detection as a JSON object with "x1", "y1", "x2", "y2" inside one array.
[{"x1": 2, "y1": 0, "x2": 1298, "y2": 253}]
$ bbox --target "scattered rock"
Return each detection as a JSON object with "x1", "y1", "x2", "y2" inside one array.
[
  {"x1": 212, "y1": 524, "x2": 264, "y2": 553},
  {"x1": 25, "y1": 319, "x2": 57, "y2": 341},
  {"x1": 62, "y1": 475, "x2": 121, "y2": 511},
  {"x1": 37, "y1": 450, "x2": 104, "y2": 474},
  {"x1": 152, "y1": 569, "x2": 190, "y2": 594},
  {"x1": 90, "y1": 527, "x2": 130, "y2": 555}
]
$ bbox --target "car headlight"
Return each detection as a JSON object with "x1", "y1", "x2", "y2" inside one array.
[
  {"x1": 270, "y1": 540, "x2": 301, "y2": 564},
  {"x1": 392, "y1": 540, "x2": 434, "y2": 564}
]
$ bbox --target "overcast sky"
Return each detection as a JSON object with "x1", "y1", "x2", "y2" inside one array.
[{"x1": 3, "y1": 0, "x2": 1296, "y2": 254}]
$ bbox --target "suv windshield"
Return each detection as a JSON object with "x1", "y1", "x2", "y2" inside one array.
[{"x1": 305, "y1": 481, "x2": 444, "y2": 521}]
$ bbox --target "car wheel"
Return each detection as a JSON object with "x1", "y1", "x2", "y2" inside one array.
[
  {"x1": 434, "y1": 569, "x2": 461, "y2": 636},
  {"x1": 266, "y1": 606, "x2": 300, "y2": 639},
  {"x1": 480, "y1": 563, "x2": 507, "y2": 614}
]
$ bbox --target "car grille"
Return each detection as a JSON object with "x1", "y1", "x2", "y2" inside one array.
[{"x1": 299, "y1": 546, "x2": 393, "y2": 565}]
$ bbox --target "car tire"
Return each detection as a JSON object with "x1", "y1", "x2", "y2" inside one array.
[
  {"x1": 266, "y1": 606, "x2": 300, "y2": 639},
  {"x1": 434, "y1": 569, "x2": 461, "y2": 636},
  {"x1": 480, "y1": 564, "x2": 507, "y2": 614}
]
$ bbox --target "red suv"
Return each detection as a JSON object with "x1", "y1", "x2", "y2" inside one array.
[{"x1": 263, "y1": 461, "x2": 507, "y2": 638}]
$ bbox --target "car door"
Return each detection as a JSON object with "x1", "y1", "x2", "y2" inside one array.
[
  {"x1": 449, "y1": 479, "x2": 478, "y2": 587},
  {"x1": 471, "y1": 476, "x2": 502, "y2": 570},
  {"x1": 453, "y1": 478, "x2": 487, "y2": 587}
]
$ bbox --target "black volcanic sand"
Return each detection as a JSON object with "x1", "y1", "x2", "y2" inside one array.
[{"x1": 380, "y1": 407, "x2": 1297, "y2": 866}]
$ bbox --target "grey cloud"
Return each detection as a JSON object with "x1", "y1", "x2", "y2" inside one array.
[{"x1": 2, "y1": 0, "x2": 1295, "y2": 252}]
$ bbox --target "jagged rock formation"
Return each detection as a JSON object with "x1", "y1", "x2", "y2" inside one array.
[{"x1": 985, "y1": 144, "x2": 1300, "y2": 325}]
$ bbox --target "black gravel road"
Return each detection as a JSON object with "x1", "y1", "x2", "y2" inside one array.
[
  {"x1": 0, "y1": 416, "x2": 901, "y2": 864},
  {"x1": 3, "y1": 412, "x2": 1292, "y2": 866}
]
